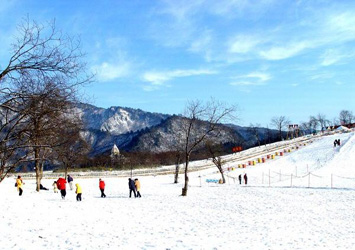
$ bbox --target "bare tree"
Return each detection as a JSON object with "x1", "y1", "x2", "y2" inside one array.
[
  {"x1": 53, "y1": 130, "x2": 90, "y2": 177},
  {"x1": 205, "y1": 141, "x2": 227, "y2": 183},
  {"x1": 316, "y1": 113, "x2": 330, "y2": 131},
  {"x1": 339, "y1": 110, "x2": 354, "y2": 125},
  {"x1": 16, "y1": 76, "x2": 82, "y2": 191},
  {"x1": 181, "y1": 99, "x2": 236, "y2": 196},
  {"x1": 309, "y1": 116, "x2": 319, "y2": 134},
  {"x1": 0, "y1": 17, "x2": 92, "y2": 186},
  {"x1": 247, "y1": 123, "x2": 262, "y2": 147},
  {"x1": 0, "y1": 17, "x2": 90, "y2": 85},
  {"x1": 270, "y1": 116, "x2": 290, "y2": 140}
]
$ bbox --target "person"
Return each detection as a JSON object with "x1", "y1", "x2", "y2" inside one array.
[
  {"x1": 75, "y1": 183, "x2": 82, "y2": 201},
  {"x1": 53, "y1": 181, "x2": 59, "y2": 193},
  {"x1": 334, "y1": 140, "x2": 337, "y2": 147},
  {"x1": 337, "y1": 139, "x2": 341, "y2": 146},
  {"x1": 238, "y1": 174, "x2": 242, "y2": 185},
  {"x1": 135, "y1": 178, "x2": 141, "y2": 198},
  {"x1": 244, "y1": 173, "x2": 248, "y2": 185},
  {"x1": 16, "y1": 176, "x2": 24, "y2": 196},
  {"x1": 40, "y1": 184, "x2": 49, "y2": 190},
  {"x1": 128, "y1": 178, "x2": 137, "y2": 198},
  {"x1": 99, "y1": 179, "x2": 106, "y2": 198},
  {"x1": 57, "y1": 177, "x2": 67, "y2": 199},
  {"x1": 67, "y1": 175, "x2": 74, "y2": 190}
]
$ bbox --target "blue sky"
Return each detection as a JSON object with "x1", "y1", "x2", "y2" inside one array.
[{"x1": 1, "y1": 0, "x2": 355, "y2": 127}]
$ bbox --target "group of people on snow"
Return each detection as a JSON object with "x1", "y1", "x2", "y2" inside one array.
[
  {"x1": 128, "y1": 178, "x2": 141, "y2": 198},
  {"x1": 238, "y1": 173, "x2": 248, "y2": 185},
  {"x1": 333, "y1": 139, "x2": 341, "y2": 147},
  {"x1": 15, "y1": 174, "x2": 142, "y2": 201}
]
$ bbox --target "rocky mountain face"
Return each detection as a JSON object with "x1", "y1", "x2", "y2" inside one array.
[{"x1": 76, "y1": 103, "x2": 278, "y2": 155}]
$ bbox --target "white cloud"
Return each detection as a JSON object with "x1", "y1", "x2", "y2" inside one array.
[
  {"x1": 228, "y1": 35, "x2": 261, "y2": 54},
  {"x1": 259, "y1": 42, "x2": 309, "y2": 60},
  {"x1": 92, "y1": 62, "x2": 131, "y2": 82},
  {"x1": 320, "y1": 48, "x2": 355, "y2": 66},
  {"x1": 142, "y1": 69, "x2": 217, "y2": 89},
  {"x1": 230, "y1": 71, "x2": 271, "y2": 86}
]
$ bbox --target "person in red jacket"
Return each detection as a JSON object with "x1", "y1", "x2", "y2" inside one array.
[
  {"x1": 56, "y1": 177, "x2": 67, "y2": 199},
  {"x1": 99, "y1": 178, "x2": 106, "y2": 198}
]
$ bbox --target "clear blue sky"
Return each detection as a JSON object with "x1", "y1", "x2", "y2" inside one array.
[{"x1": 1, "y1": 0, "x2": 354, "y2": 127}]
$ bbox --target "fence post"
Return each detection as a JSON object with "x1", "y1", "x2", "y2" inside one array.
[
  {"x1": 331, "y1": 174, "x2": 333, "y2": 189},
  {"x1": 291, "y1": 174, "x2": 293, "y2": 187},
  {"x1": 308, "y1": 173, "x2": 310, "y2": 188},
  {"x1": 269, "y1": 169, "x2": 271, "y2": 187}
]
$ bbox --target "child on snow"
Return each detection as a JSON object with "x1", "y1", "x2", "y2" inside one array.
[
  {"x1": 75, "y1": 183, "x2": 82, "y2": 201},
  {"x1": 53, "y1": 181, "x2": 58, "y2": 193},
  {"x1": 16, "y1": 176, "x2": 24, "y2": 196}
]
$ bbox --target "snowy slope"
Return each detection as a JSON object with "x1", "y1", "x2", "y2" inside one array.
[{"x1": 0, "y1": 132, "x2": 354, "y2": 249}]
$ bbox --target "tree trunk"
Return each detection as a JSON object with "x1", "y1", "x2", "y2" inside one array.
[
  {"x1": 182, "y1": 154, "x2": 189, "y2": 196},
  {"x1": 35, "y1": 148, "x2": 42, "y2": 192},
  {"x1": 174, "y1": 155, "x2": 181, "y2": 184}
]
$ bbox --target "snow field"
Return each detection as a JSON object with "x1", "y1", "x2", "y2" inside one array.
[{"x1": 1, "y1": 132, "x2": 355, "y2": 249}]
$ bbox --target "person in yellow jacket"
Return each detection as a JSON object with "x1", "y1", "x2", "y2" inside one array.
[
  {"x1": 75, "y1": 183, "x2": 82, "y2": 201},
  {"x1": 16, "y1": 176, "x2": 24, "y2": 196},
  {"x1": 134, "y1": 178, "x2": 141, "y2": 198}
]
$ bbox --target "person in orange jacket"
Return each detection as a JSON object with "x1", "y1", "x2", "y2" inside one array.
[
  {"x1": 16, "y1": 176, "x2": 24, "y2": 196},
  {"x1": 99, "y1": 179, "x2": 106, "y2": 198},
  {"x1": 135, "y1": 178, "x2": 141, "y2": 198}
]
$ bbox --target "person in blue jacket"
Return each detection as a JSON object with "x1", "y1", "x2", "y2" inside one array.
[{"x1": 128, "y1": 178, "x2": 137, "y2": 198}]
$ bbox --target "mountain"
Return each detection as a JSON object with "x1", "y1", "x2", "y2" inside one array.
[
  {"x1": 126, "y1": 115, "x2": 245, "y2": 153},
  {"x1": 75, "y1": 103, "x2": 171, "y2": 155},
  {"x1": 76, "y1": 103, "x2": 279, "y2": 155}
]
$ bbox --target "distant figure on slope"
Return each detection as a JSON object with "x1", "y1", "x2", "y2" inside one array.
[
  {"x1": 128, "y1": 178, "x2": 137, "y2": 198},
  {"x1": 75, "y1": 183, "x2": 82, "y2": 201},
  {"x1": 67, "y1": 175, "x2": 74, "y2": 190},
  {"x1": 244, "y1": 173, "x2": 248, "y2": 185},
  {"x1": 16, "y1": 176, "x2": 24, "y2": 196},
  {"x1": 238, "y1": 174, "x2": 242, "y2": 185},
  {"x1": 135, "y1": 178, "x2": 141, "y2": 198},
  {"x1": 333, "y1": 140, "x2": 337, "y2": 147},
  {"x1": 53, "y1": 181, "x2": 59, "y2": 193},
  {"x1": 337, "y1": 139, "x2": 341, "y2": 146},
  {"x1": 57, "y1": 177, "x2": 67, "y2": 199},
  {"x1": 99, "y1": 179, "x2": 106, "y2": 198}
]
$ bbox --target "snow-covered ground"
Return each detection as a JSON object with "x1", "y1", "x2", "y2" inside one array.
[{"x1": 1, "y1": 132, "x2": 354, "y2": 249}]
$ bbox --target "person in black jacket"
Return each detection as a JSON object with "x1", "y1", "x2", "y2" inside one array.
[
  {"x1": 67, "y1": 175, "x2": 74, "y2": 190},
  {"x1": 238, "y1": 174, "x2": 242, "y2": 185},
  {"x1": 128, "y1": 178, "x2": 137, "y2": 198},
  {"x1": 244, "y1": 173, "x2": 248, "y2": 185}
]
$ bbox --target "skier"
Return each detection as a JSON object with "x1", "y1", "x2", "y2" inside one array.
[
  {"x1": 67, "y1": 175, "x2": 74, "y2": 190},
  {"x1": 244, "y1": 173, "x2": 248, "y2": 185},
  {"x1": 128, "y1": 178, "x2": 137, "y2": 198},
  {"x1": 99, "y1": 179, "x2": 106, "y2": 198},
  {"x1": 238, "y1": 174, "x2": 242, "y2": 185},
  {"x1": 75, "y1": 183, "x2": 82, "y2": 201},
  {"x1": 57, "y1": 177, "x2": 67, "y2": 199},
  {"x1": 16, "y1": 176, "x2": 24, "y2": 196},
  {"x1": 135, "y1": 178, "x2": 141, "y2": 198}
]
